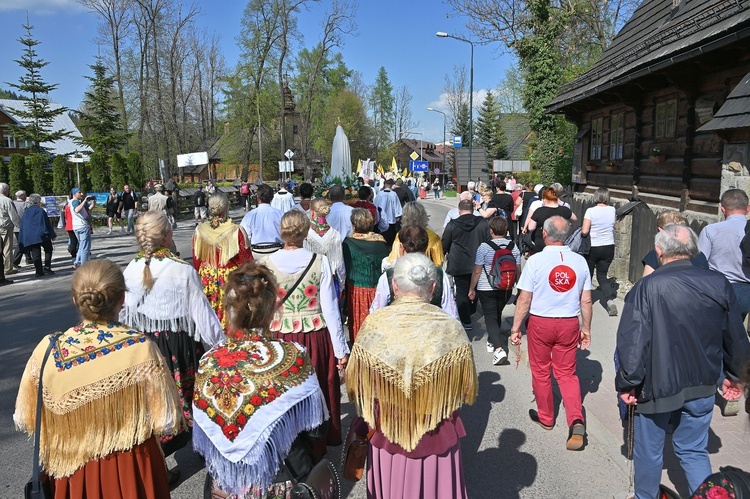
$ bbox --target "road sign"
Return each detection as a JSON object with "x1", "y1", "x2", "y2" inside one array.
[
  {"x1": 278, "y1": 160, "x2": 294, "y2": 172},
  {"x1": 409, "y1": 160, "x2": 429, "y2": 172},
  {"x1": 453, "y1": 135, "x2": 463, "y2": 147},
  {"x1": 409, "y1": 151, "x2": 419, "y2": 161},
  {"x1": 285, "y1": 149, "x2": 294, "y2": 159}
]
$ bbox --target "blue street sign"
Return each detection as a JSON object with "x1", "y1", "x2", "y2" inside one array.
[
  {"x1": 453, "y1": 135, "x2": 463, "y2": 147},
  {"x1": 409, "y1": 160, "x2": 429, "y2": 172}
]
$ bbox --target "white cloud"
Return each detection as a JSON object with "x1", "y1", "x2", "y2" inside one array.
[
  {"x1": 427, "y1": 88, "x2": 492, "y2": 114},
  {"x1": 0, "y1": 0, "x2": 86, "y2": 14}
]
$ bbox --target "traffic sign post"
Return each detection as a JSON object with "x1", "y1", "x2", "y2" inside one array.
[
  {"x1": 409, "y1": 160, "x2": 429, "y2": 172},
  {"x1": 409, "y1": 151, "x2": 419, "y2": 161},
  {"x1": 453, "y1": 135, "x2": 463, "y2": 148}
]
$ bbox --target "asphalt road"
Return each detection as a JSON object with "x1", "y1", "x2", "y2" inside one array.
[{"x1": 0, "y1": 198, "x2": 635, "y2": 498}]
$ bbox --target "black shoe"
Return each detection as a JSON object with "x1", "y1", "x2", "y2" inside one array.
[
  {"x1": 0, "y1": 278, "x2": 14, "y2": 286},
  {"x1": 34, "y1": 273, "x2": 46, "y2": 279},
  {"x1": 529, "y1": 409, "x2": 554, "y2": 430},
  {"x1": 166, "y1": 468, "x2": 181, "y2": 487},
  {"x1": 43, "y1": 267, "x2": 55, "y2": 275},
  {"x1": 566, "y1": 419, "x2": 585, "y2": 450}
]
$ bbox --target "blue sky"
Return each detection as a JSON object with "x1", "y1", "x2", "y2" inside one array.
[{"x1": 0, "y1": 0, "x2": 515, "y2": 144}]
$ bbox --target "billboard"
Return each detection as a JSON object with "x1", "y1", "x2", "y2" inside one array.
[
  {"x1": 177, "y1": 151, "x2": 209, "y2": 168},
  {"x1": 454, "y1": 147, "x2": 488, "y2": 186}
]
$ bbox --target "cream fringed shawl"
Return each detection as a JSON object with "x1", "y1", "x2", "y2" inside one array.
[
  {"x1": 14, "y1": 323, "x2": 184, "y2": 478},
  {"x1": 193, "y1": 221, "x2": 247, "y2": 267},
  {"x1": 346, "y1": 297, "x2": 477, "y2": 452}
]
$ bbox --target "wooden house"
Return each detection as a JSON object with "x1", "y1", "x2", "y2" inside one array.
[{"x1": 548, "y1": 0, "x2": 750, "y2": 218}]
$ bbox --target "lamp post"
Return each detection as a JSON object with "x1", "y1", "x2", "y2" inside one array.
[
  {"x1": 436, "y1": 31, "x2": 474, "y2": 187},
  {"x1": 427, "y1": 107, "x2": 447, "y2": 181}
]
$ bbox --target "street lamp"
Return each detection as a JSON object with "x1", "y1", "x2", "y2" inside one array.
[
  {"x1": 427, "y1": 107, "x2": 447, "y2": 181},
  {"x1": 436, "y1": 31, "x2": 474, "y2": 186}
]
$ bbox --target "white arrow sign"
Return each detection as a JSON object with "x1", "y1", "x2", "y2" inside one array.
[{"x1": 285, "y1": 149, "x2": 294, "y2": 159}]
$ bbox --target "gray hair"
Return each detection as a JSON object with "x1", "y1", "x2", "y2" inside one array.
[
  {"x1": 551, "y1": 183, "x2": 565, "y2": 197},
  {"x1": 208, "y1": 190, "x2": 230, "y2": 216},
  {"x1": 15, "y1": 190, "x2": 26, "y2": 200},
  {"x1": 720, "y1": 188, "x2": 749, "y2": 212},
  {"x1": 27, "y1": 193, "x2": 42, "y2": 205},
  {"x1": 543, "y1": 216, "x2": 571, "y2": 243},
  {"x1": 593, "y1": 187, "x2": 610, "y2": 205},
  {"x1": 0, "y1": 183, "x2": 8, "y2": 196},
  {"x1": 392, "y1": 252, "x2": 436, "y2": 301},
  {"x1": 401, "y1": 201, "x2": 429, "y2": 228},
  {"x1": 654, "y1": 224, "x2": 698, "y2": 260}
]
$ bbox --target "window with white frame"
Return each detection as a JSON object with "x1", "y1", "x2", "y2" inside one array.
[
  {"x1": 590, "y1": 117, "x2": 603, "y2": 160},
  {"x1": 655, "y1": 99, "x2": 677, "y2": 138},
  {"x1": 610, "y1": 113, "x2": 624, "y2": 160},
  {"x1": 18, "y1": 139, "x2": 32, "y2": 149},
  {"x1": 2, "y1": 131, "x2": 16, "y2": 149}
]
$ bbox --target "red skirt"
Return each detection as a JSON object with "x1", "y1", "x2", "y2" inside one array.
[
  {"x1": 347, "y1": 284, "x2": 376, "y2": 342},
  {"x1": 272, "y1": 328, "x2": 342, "y2": 446},
  {"x1": 51, "y1": 436, "x2": 169, "y2": 499}
]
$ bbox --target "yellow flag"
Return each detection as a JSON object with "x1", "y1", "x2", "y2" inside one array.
[
  {"x1": 402, "y1": 168, "x2": 408, "y2": 177},
  {"x1": 378, "y1": 164, "x2": 385, "y2": 174},
  {"x1": 391, "y1": 156, "x2": 397, "y2": 172},
  {"x1": 357, "y1": 159, "x2": 362, "y2": 174}
]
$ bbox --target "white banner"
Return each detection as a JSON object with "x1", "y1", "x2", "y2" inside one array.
[
  {"x1": 278, "y1": 160, "x2": 294, "y2": 173},
  {"x1": 177, "y1": 151, "x2": 209, "y2": 168}
]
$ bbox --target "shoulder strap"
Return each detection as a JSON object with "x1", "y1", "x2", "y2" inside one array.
[
  {"x1": 31, "y1": 333, "x2": 63, "y2": 492},
  {"x1": 278, "y1": 254, "x2": 317, "y2": 308}
]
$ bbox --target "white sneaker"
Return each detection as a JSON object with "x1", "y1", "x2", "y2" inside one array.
[
  {"x1": 107, "y1": 229, "x2": 112, "y2": 234},
  {"x1": 492, "y1": 347, "x2": 508, "y2": 366},
  {"x1": 486, "y1": 341, "x2": 495, "y2": 353}
]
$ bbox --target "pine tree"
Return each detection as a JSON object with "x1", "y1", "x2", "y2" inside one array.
[
  {"x1": 8, "y1": 154, "x2": 31, "y2": 193},
  {"x1": 89, "y1": 152, "x2": 109, "y2": 192},
  {"x1": 27, "y1": 152, "x2": 49, "y2": 194},
  {"x1": 450, "y1": 102, "x2": 472, "y2": 147},
  {"x1": 475, "y1": 91, "x2": 508, "y2": 163},
  {"x1": 0, "y1": 158, "x2": 8, "y2": 184},
  {"x1": 77, "y1": 57, "x2": 128, "y2": 158},
  {"x1": 370, "y1": 67, "x2": 394, "y2": 163},
  {"x1": 110, "y1": 152, "x2": 128, "y2": 190},
  {"x1": 52, "y1": 154, "x2": 71, "y2": 195},
  {"x1": 126, "y1": 152, "x2": 145, "y2": 192},
  {"x1": 7, "y1": 20, "x2": 70, "y2": 154}
]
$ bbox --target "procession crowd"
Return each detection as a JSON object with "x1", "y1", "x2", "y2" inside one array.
[{"x1": 6, "y1": 175, "x2": 750, "y2": 499}]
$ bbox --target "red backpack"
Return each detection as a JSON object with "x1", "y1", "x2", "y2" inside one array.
[{"x1": 483, "y1": 241, "x2": 517, "y2": 291}]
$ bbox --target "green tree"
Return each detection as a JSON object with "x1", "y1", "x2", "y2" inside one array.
[
  {"x1": 88, "y1": 152, "x2": 109, "y2": 191},
  {"x1": 7, "y1": 20, "x2": 70, "y2": 154},
  {"x1": 0, "y1": 158, "x2": 7, "y2": 184},
  {"x1": 27, "y1": 152, "x2": 49, "y2": 194},
  {"x1": 475, "y1": 91, "x2": 507, "y2": 162},
  {"x1": 8, "y1": 154, "x2": 31, "y2": 193},
  {"x1": 77, "y1": 57, "x2": 128, "y2": 159},
  {"x1": 126, "y1": 152, "x2": 145, "y2": 191},
  {"x1": 314, "y1": 88, "x2": 369, "y2": 164},
  {"x1": 369, "y1": 66, "x2": 394, "y2": 163},
  {"x1": 52, "y1": 154, "x2": 71, "y2": 195},
  {"x1": 110, "y1": 152, "x2": 128, "y2": 189},
  {"x1": 451, "y1": 102, "x2": 473, "y2": 148}
]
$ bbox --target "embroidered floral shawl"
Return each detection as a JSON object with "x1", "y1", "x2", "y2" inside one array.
[
  {"x1": 14, "y1": 322, "x2": 183, "y2": 477},
  {"x1": 346, "y1": 298, "x2": 477, "y2": 452},
  {"x1": 192, "y1": 334, "x2": 328, "y2": 496}
]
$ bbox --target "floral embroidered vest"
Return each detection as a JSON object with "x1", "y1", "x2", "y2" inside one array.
[{"x1": 266, "y1": 255, "x2": 327, "y2": 334}]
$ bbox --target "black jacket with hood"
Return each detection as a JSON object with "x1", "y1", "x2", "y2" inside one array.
[{"x1": 442, "y1": 214, "x2": 490, "y2": 276}]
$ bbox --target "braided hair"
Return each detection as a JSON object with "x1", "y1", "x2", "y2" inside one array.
[
  {"x1": 224, "y1": 261, "x2": 278, "y2": 336},
  {"x1": 134, "y1": 210, "x2": 171, "y2": 292},
  {"x1": 72, "y1": 260, "x2": 127, "y2": 322}
]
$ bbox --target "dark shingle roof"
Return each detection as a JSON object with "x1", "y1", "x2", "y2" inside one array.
[
  {"x1": 697, "y1": 71, "x2": 750, "y2": 132},
  {"x1": 548, "y1": 0, "x2": 750, "y2": 112},
  {"x1": 500, "y1": 113, "x2": 530, "y2": 160}
]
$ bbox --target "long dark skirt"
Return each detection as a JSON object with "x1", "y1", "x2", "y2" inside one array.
[
  {"x1": 272, "y1": 328, "x2": 342, "y2": 446},
  {"x1": 145, "y1": 329, "x2": 205, "y2": 456}
]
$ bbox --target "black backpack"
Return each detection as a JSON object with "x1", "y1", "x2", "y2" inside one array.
[{"x1": 741, "y1": 220, "x2": 750, "y2": 268}]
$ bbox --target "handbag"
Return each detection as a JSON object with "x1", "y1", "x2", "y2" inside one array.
[
  {"x1": 25, "y1": 333, "x2": 62, "y2": 499},
  {"x1": 341, "y1": 416, "x2": 376, "y2": 482},
  {"x1": 283, "y1": 457, "x2": 340, "y2": 499}
]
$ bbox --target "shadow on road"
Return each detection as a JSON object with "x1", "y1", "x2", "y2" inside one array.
[
  {"x1": 470, "y1": 429, "x2": 538, "y2": 498},
  {"x1": 577, "y1": 348, "x2": 603, "y2": 403}
]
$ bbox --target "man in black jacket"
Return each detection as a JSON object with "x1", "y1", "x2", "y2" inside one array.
[
  {"x1": 616, "y1": 224, "x2": 750, "y2": 499},
  {"x1": 442, "y1": 199, "x2": 490, "y2": 329}
]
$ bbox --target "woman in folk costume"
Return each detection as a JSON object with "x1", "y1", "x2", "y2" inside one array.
[
  {"x1": 14, "y1": 259, "x2": 183, "y2": 498},
  {"x1": 342, "y1": 208, "x2": 390, "y2": 342},
  {"x1": 303, "y1": 198, "x2": 345, "y2": 289},
  {"x1": 383, "y1": 201, "x2": 444, "y2": 270},
  {"x1": 347, "y1": 252, "x2": 478, "y2": 499},
  {"x1": 195, "y1": 261, "x2": 330, "y2": 498},
  {"x1": 263, "y1": 209, "x2": 349, "y2": 447},
  {"x1": 120, "y1": 210, "x2": 224, "y2": 460},
  {"x1": 192, "y1": 190, "x2": 253, "y2": 328}
]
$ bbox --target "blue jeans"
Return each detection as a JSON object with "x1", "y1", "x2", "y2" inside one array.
[
  {"x1": 633, "y1": 396, "x2": 714, "y2": 499},
  {"x1": 74, "y1": 227, "x2": 91, "y2": 266},
  {"x1": 730, "y1": 281, "x2": 750, "y2": 315},
  {"x1": 125, "y1": 209, "x2": 136, "y2": 233}
]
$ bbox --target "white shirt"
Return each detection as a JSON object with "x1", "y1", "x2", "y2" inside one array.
[
  {"x1": 148, "y1": 192, "x2": 169, "y2": 212},
  {"x1": 240, "y1": 203, "x2": 283, "y2": 244},
  {"x1": 369, "y1": 268, "x2": 459, "y2": 319},
  {"x1": 584, "y1": 205, "x2": 616, "y2": 246},
  {"x1": 373, "y1": 189, "x2": 402, "y2": 224},
  {"x1": 517, "y1": 245, "x2": 592, "y2": 317},
  {"x1": 263, "y1": 248, "x2": 349, "y2": 359},
  {"x1": 69, "y1": 199, "x2": 90, "y2": 230},
  {"x1": 271, "y1": 190, "x2": 295, "y2": 213},
  {"x1": 326, "y1": 202, "x2": 354, "y2": 237}
]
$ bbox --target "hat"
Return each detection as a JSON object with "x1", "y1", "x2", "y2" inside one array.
[
  {"x1": 395, "y1": 178, "x2": 404, "y2": 185},
  {"x1": 71, "y1": 187, "x2": 81, "y2": 196},
  {"x1": 534, "y1": 183, "x2": 544, "y2": 194},
  {"x1": 385, "y1": 178, "x2": 395, "y2": 186},
  {"x1": 467, "y1": 181, "x2": 476, "y2": 189},
  {"x1": 154, "y1": 183, "x2": 165, "y2": 192}
]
